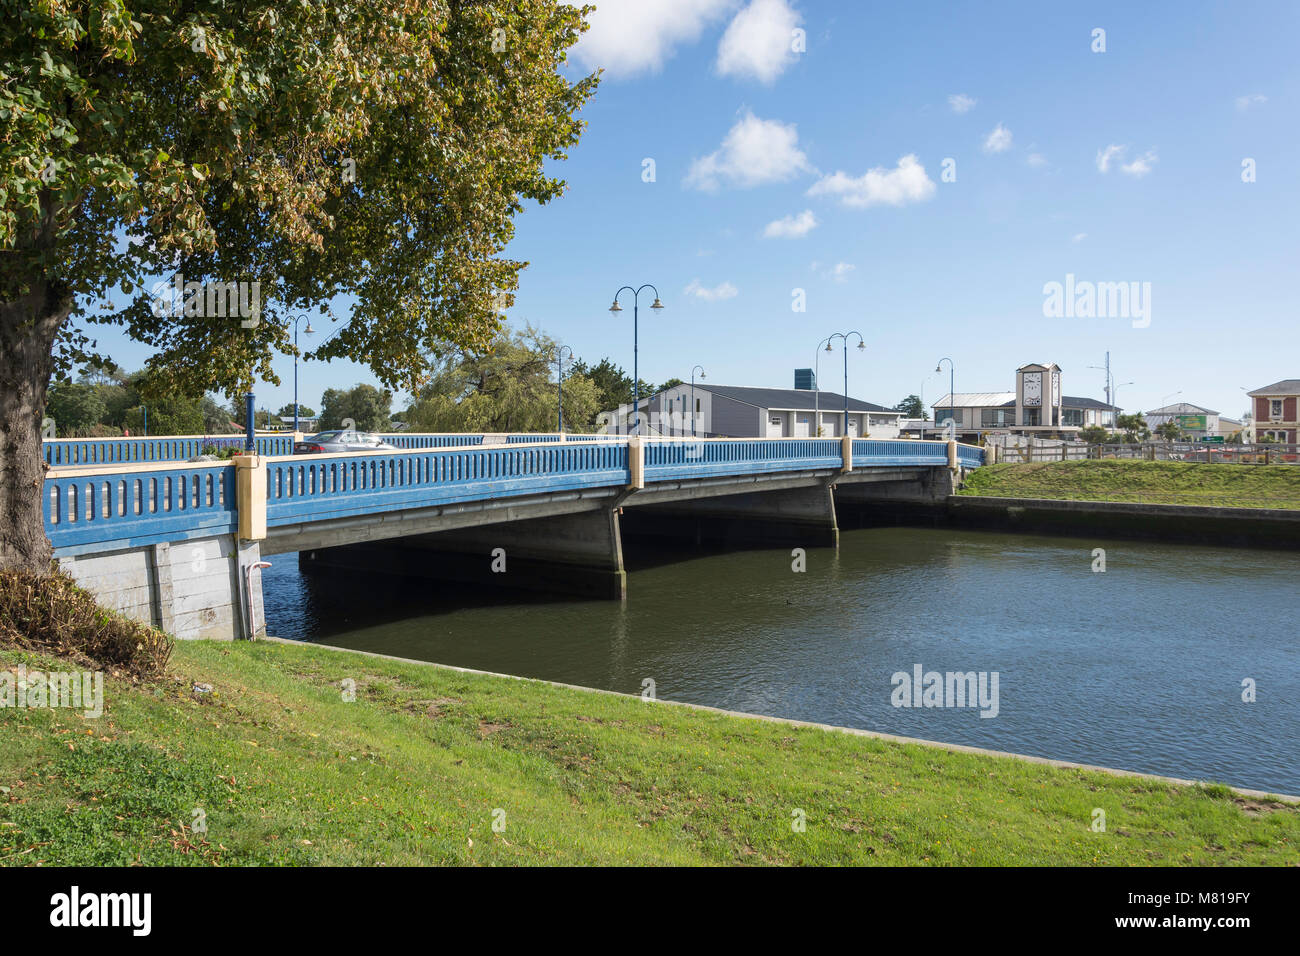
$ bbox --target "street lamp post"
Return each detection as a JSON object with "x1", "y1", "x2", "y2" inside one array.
[
  {"x1": 554, "y1": 345, "x2": 574, "y2": 432},
  {"x1": 289, "y1": 314, "x2": 316, "y2": 434},
  {"x1": 935, "y1": 357, "x2": 955, "y2": 436},
  {"x1": 609, "y1": 285, "x2": 664, "y2": 435},
  {"x1": 690, "y1": 365, "x2": 705, "y2": 436},
  {"x1": 814, "y1": 332, "x2": 866, "y2": 437}
]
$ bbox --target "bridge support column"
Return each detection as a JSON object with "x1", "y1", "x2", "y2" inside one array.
[
  {"x1": 622, "y1": 482, "x2": 839, "y2": 549},
  {"x1": 300, "y1": 506, "x2": 627, "y2": 600}
]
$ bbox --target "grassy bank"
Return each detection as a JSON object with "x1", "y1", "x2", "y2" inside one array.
[
  {"x1": 958, "y1": 460, "x2": 1300, "y2": 509},
  {"x1": 2, "y1": 640, "x2": 1296, "y2": 865}
]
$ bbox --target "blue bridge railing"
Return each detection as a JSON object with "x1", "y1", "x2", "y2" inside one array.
[
  {"x1": 45, "y1": 462, "x2": 238, "y2": 554},
  {"x1": 44, "y1": 437, "x2": 984, "y2": 553},
  {"x1": 265, "y1": 441, "x2": 631, "y2": 527}
]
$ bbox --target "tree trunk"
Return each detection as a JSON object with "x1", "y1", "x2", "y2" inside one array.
[{"x1": 0, "y1": 280, "x2": 68, "y2": 574}]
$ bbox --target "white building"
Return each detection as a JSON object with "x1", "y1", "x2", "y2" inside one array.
[{"x1": 600, "y1": 379, "x2": 903, "y2": 439}]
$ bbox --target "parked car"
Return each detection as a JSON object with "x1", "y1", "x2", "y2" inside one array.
[{"x1": 293, "y1": 430, "x2": 398, "y2": 454}]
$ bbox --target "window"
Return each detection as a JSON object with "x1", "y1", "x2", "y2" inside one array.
[
  {"x1": 981, "y1": 409, "x2": 1014, "y2": 427},
  {"x1": 695, "y1": 398, "x2": 701, "y2": 413},
  {"x1": 1023, "y1": 408, "x2": 1041, "y2": 426},
  {"x1": 1270, "y1": 399, "x2": 1283, "y2": 420},
  {"x1": 935, "y1": 407, "x2": 959, "y2": 425},
  {"x1": 1062, "y1": 408, "x2": 1084, "y2": 426}
]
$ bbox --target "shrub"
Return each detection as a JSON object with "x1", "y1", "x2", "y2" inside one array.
[{"x1": 0, "y1": 569, "x2": 173, "y2": 678}]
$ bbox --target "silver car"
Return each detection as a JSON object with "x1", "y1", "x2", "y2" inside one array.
[{"x1": 293, "y1": 430, "x2": 398, "y2": 454}]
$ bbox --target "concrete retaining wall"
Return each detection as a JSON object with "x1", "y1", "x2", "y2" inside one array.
[{"x1": 57, "y1": 533, "x2": 266, "y2": 640}]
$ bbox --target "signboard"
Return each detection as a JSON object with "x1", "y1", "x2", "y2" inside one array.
[
  {"x1": 1199, "y1": 435, "x2": 1224, "y2": 443},
  {"x1": 1176, "y1": 414, "x2": 1207, "y2": 430}
]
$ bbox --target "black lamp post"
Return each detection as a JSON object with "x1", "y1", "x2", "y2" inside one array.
[
  {"x1": 288, "y1": 313, "x2": 316, "y2": 433},
  {"x1": 936, "y1": 357, "x2": 955, "y2": 435},
  {"x1": 690, "y1": 365, "x2": 705, "y2": 436},
  {"x1": 818, "y1": 332, "x2": 866, "y2": 436},
  {"x1": 554, "y1": 344, "x2": 574, "y2": 432},
  {"x1": 609, "y1": 285, "x2": 664, "y2": 435}
]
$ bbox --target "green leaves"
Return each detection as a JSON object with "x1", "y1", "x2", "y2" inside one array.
[{"x1": 3, "y1": 0, "x2": 597, "y2": 399}]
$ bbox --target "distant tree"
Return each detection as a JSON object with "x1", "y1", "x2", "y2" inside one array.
[
  {"x1": 276, "y1": 403, "x2": 316, "y2": 420},
  {"x1": 320, "y1": 384, "x2": 393, "y2": 432},
  {"x1": 202, "y1": 396, "x2": 238, "y2": 434},
  {"x1": 44, "y1": 382, "x2": 106, "y2": 437},
  {"x1": 568, "y1": 357, "x2": 653, "y2": 427},
  {"x1": 893, "y1": 394, "x2": 925, "y2": 418},
  {"x1": 1154, "y1": 420, "x2": 1182, "y2": 442},
  {"x1": 1112, "y1": 413, "x2": 1150, "y2": 443},
  {"x1": 407, "y1": 325, "x2": 599, "y2": 433},
  {"x1": 1079, "y1": 425, "x2": 1109, "y2": 444},
  {"x1": 123, "y1": 393, "x2": 203, "y2": 436},
  {"x1": 658, "y1": 377, "x2": 684, "y2": 392}
]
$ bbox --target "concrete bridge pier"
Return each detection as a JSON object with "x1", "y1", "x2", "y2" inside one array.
[
  {"x1": 299, "y1": 506, "x2": 627, "y2": 600},
  {"x1": 621, "y1": 482, "x2": 840, "y2": 550}
]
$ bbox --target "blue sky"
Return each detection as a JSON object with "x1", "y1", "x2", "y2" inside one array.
[{"x1": 89, "y1": 0, "x2": 1299, "y2": 422}]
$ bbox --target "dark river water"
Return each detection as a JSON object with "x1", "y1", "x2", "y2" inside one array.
[{"x1": 261, "y1": 527, "x2": 1300, "y2": 795}]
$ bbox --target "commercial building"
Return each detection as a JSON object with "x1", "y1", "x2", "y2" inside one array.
[
  {"x1": 1246, "y1": 379, "x2": 1300, "y2": 443},
  {"x1": 928, "y1": 363, "x2": 1116, "y2": 443},
  {"x1": 1142, "y1": 402, "x2": 1227, "y2": 440}
]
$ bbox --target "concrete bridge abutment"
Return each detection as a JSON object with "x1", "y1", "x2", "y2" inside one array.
[
  {"x1": 621, "y1": 482, "x2": 840, "y2": 550},
  {"x1": 299, "y1": 506, "x2": 627, "y2": 600}
]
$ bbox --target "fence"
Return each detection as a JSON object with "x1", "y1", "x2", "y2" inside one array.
[{"x1": 1090, "y1": 442, "x2": 1300, "y2": 465}]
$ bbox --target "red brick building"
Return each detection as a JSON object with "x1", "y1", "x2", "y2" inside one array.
[{"x1": 1247, "y1": 379, "x2": 1300, "y2": 443}]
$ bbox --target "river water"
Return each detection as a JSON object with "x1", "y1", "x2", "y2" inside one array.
[{"x1": 261, "y1": 526, "x2": 1299, "y2": 795}]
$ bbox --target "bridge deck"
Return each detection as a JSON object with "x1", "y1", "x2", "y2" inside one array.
[{"x1": 44, "y1": 435, "x2": 983, "y2": 556}]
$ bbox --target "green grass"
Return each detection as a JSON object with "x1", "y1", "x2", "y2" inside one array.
[
  {"x1": 958, "y1": 460, "x2": 1300, "y2": 509},
  {"x1": 2, "y1": 640, "x2": 1296, "y2": 865}
]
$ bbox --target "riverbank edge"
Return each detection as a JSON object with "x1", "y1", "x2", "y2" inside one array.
[
  {"x1": 948, "y1": 495, "x2": 1300, "y2": 549},
  {"x1": 837, "y1": 493, "x2": 1300, "y2": 550},
  {"x1": 261, "y1": 636, "x2": 1300, "y2": 805}
]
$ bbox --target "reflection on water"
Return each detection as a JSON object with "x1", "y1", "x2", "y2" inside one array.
[{"x1": 261, "y1": 526, "x2": 1300, "y2": 795}]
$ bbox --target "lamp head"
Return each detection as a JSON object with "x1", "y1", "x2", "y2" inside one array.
[
  {"x1": 609, "y1": 299, "x2": 623, "y2": 314},
  {"x1": 304, "y1": 322, "x2": 316, "y2": 335},
  {"x1": 935, "y1": 364, "x2": 942, "y2": 373},
  {"x1": 857, "y1": 341, "x2": 866, "y2": 350},
  {"x1": 650, "y1": 297, "x2": 665, "y2": 311},
  {"x1": 825, "y1": 342, "x2": 833, "y2": 352}
]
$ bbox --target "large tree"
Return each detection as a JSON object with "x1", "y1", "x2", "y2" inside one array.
[
  {"x1": 406, "y1": 324, "x2": 599, "y2": 433},
  {"x1": 319, "y1": 383, "x2": 392, "y2": 432},
  {"x1": 0, "y1": 1, "x2": 597, "y2": 572}
]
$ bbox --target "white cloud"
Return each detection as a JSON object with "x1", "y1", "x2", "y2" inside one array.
[
  {"x1": 1235, "y1": 93, "x2": 1267, "y2": 111},
  {"x1": 1096, "y1": 144, "x2": 1124, "y2": 173},
  {"x1": 1072, "y1": 232, "x2": 1087, "y2": 242},
  {"x1": 685, "y1": 111, "x2": 812, "y2": 190},
  {"x1": 948, "y1": 93, "x2": 977, "y2": 114},
  {"x1": 1027, "y1": 152, "x2": 1048, "y2": 167},
  {"x1": 571, "y1": 0, "x2": 735, "y2": 79},
  {"x1": 1121, "y1": 149, "x2": 1157, "y2": 177},
  {"x1": 762, "y1": 209, "x2": 817, "y2": 238},
  {"x1": 806, "y1": 154, "x2": 936, "y2": 209},
  {"x1": 717, "y1": 0, "x2": 801, "y2": 84},
  {"x1": 684, "y1": 278, "x2": 739, "y2": 301},
  {"x1": 1097, "y1": 144, "x2": 1156, "y2": 177},
  {"x1": 982, "y1": 123, "x2": 1012, "y2": 153},
  {"x1": 830, "y1": 262, "x2": 855, "y2": 282}
]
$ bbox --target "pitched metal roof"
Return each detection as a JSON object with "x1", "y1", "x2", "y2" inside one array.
[
  {"x1": 1145, "y1": 402, "x2": 1220, "y2": 416},
  {"x1": 695, "y1": 384, "x2": 897, "y2": 414},
  {"x1": 932, "y1": 392, "x2": 1016, "y2": 408},
  {"x1": 1247, "y1": 379, "x2": 1300, "y2": 396}
]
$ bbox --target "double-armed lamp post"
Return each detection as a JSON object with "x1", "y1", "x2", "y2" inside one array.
[
  {"x1": 815, "y1": 332, "x2": 865, "y2": 437},
  {"x1": 608, "y1": 284, "x2": 664, "y2": 435},
  {"x1": 554, "y1": 344, "x2": 574, "y2": 432}
]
